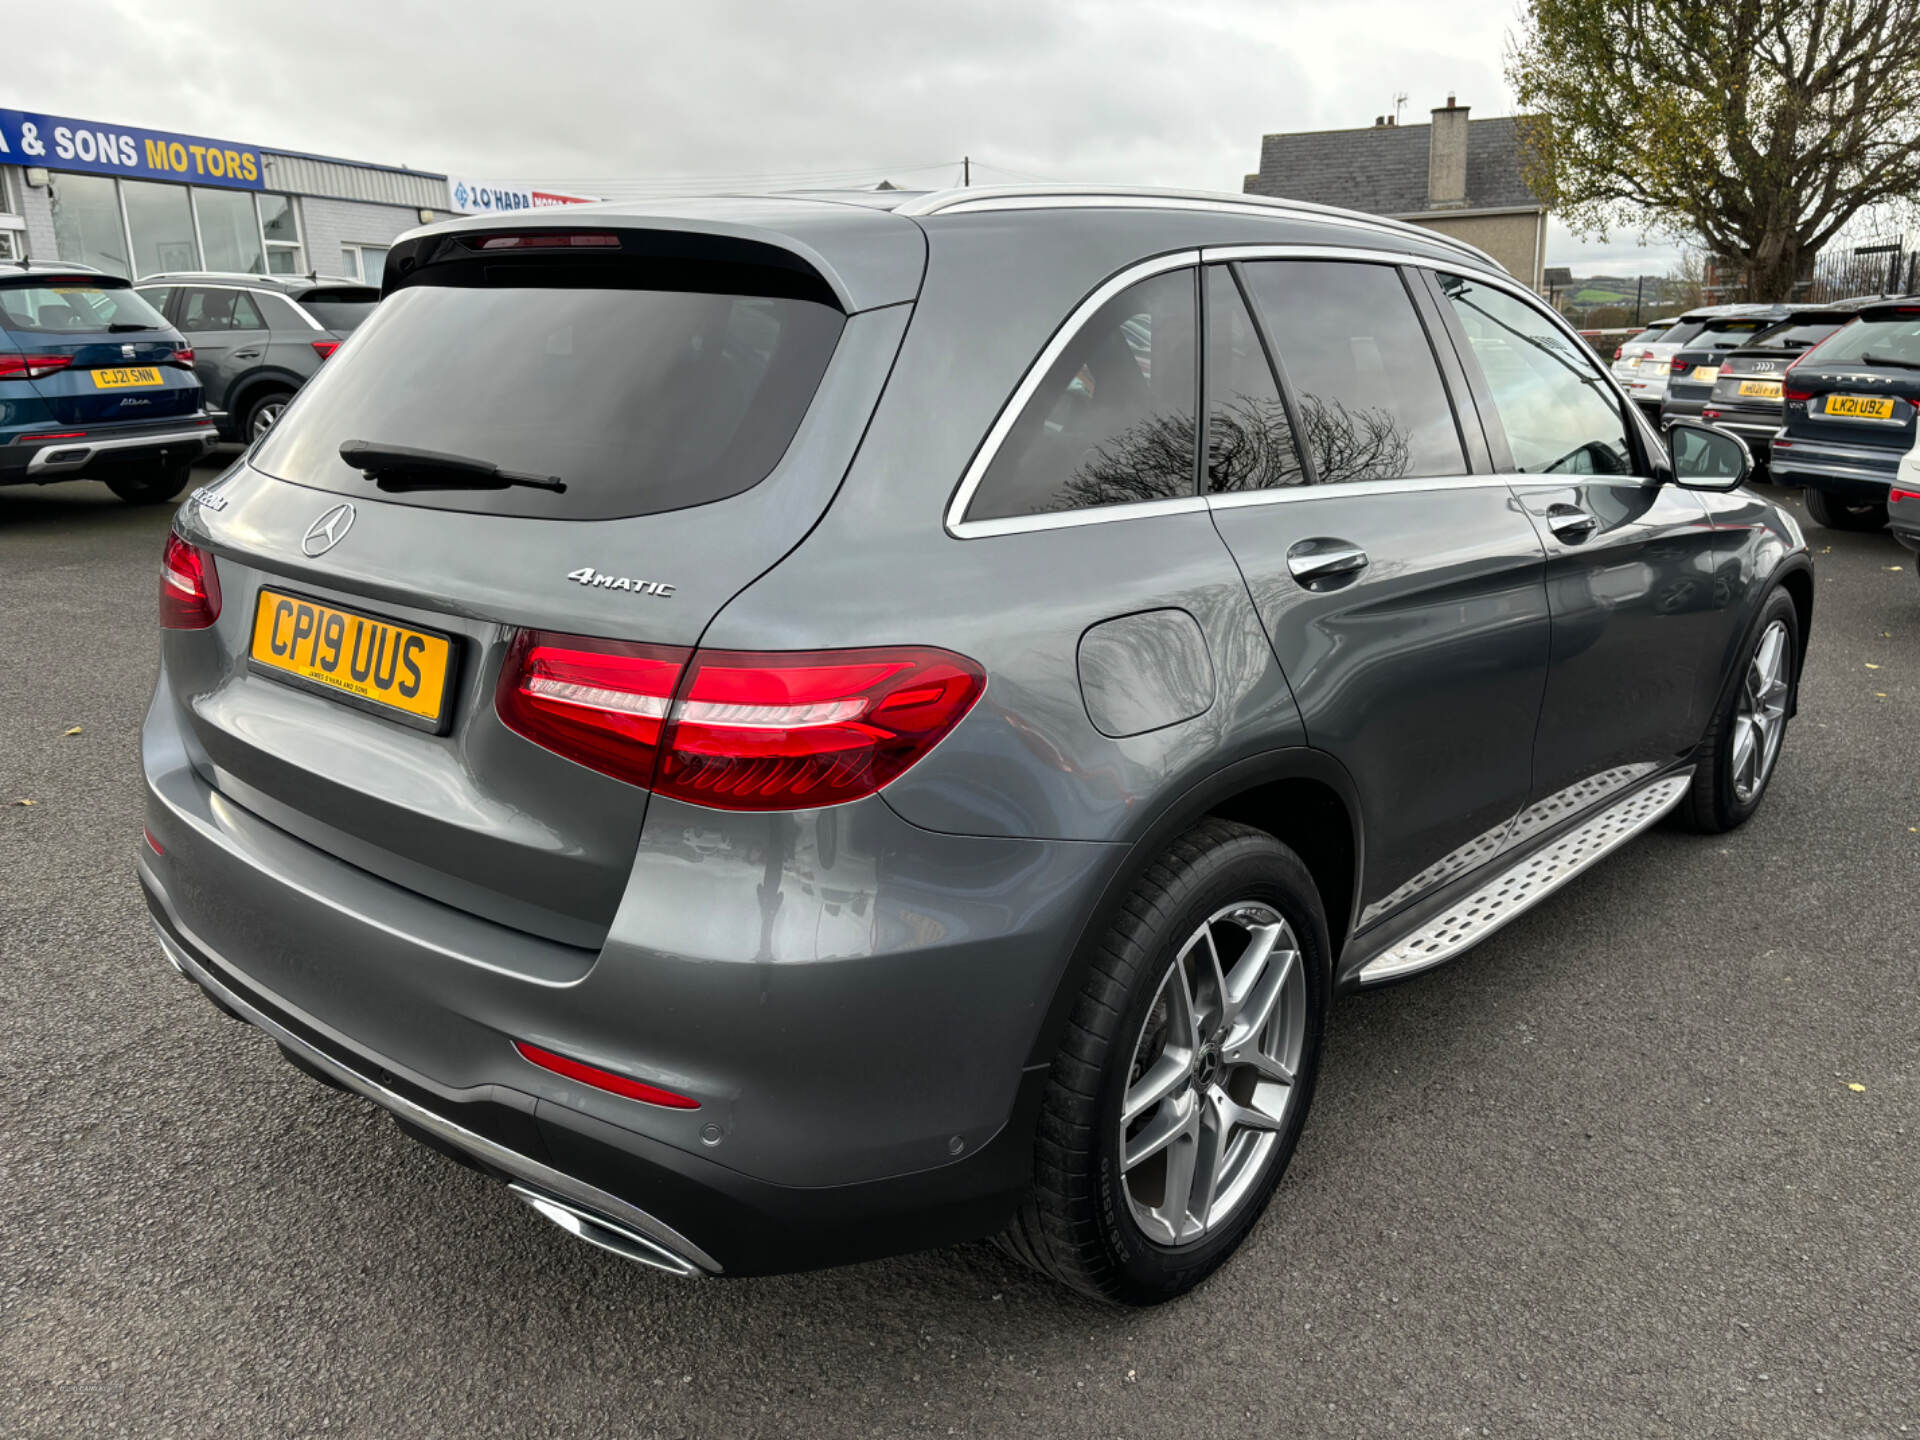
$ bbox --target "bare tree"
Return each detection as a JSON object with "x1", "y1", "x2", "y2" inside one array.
[{"x1": 1508, "y1": 0, "x2": 1920, "y2": 301}]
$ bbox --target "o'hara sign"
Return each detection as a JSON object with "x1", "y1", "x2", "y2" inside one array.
[{"x1": 0, "y1": 107, "x2": 265, "y2": 190}]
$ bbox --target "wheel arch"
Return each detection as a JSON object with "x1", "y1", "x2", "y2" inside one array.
[
  {"x1": 1023, "y1": 747, "x2": 1364, "y2": 1071},
  {"x1": 224, "y1": 370, "x2": 303, "y2": 431}
]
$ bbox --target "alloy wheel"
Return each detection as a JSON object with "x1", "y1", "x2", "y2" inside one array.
[
  {"x1": 1732, "y1": 618, "x2": 1790, "y2": 803},
  {"x1": 1120, "y1": 902, "x2": 1306, "y2": 1247},
  {"x1": 251, "y1": 400, "x2": 286, "y2": 439}
]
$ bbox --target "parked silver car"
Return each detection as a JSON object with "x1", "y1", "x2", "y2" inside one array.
[
  {"x1": 134, "y1": 272, "x2": 379, "y2": 441},
  {"x1": 142, "y1": 187, "x2": 1812, "y2": 1305}
]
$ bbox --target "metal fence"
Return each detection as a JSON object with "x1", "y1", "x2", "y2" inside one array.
[{"x1": 1802, "y1": 242, "x2": 1919, "y2": 303}]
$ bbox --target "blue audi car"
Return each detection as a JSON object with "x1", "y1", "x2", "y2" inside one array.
[{"x1": 1, "y1": 260, "x2": 217, "y2": 502}]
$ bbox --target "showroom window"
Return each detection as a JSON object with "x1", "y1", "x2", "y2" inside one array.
[
  {"x1": 339, "y1": 243, "x2": 391, "y2": 283},
  {"x1": 49, "y1": 173, "x2": 130, "y2": 276},
  {"x1": 259, "y1": 193, "x2": 304, "y2": 274},
  {"x1": 42, "y1": 173, "x2": 305, "y2": 279},
  {"x1": 0, "y1": 171, "x2": 15, "y2": 261}
]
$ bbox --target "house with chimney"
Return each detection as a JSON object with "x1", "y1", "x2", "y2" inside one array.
[{"x1": 1243, "y1": 96, "x2": 1548, "y2": 291}]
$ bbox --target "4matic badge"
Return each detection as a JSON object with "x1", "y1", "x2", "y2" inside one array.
[{"x1": 566, "y1": 566, "x2": 675, "y2": 598}]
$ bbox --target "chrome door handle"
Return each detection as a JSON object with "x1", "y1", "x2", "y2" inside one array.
[
  {"x1": 1286, "y1": 539, "x2": 1370, "y2": 589},
  {"x1": 232, "y1": 349, "x2": 262, "y2": 360},
  {"x1": 1546, "y1": 505, "x2": 1597, "y2": 541}
]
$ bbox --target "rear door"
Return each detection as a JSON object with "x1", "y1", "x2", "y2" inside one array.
[
  {"x1": 1426, "y1": 269, "x2": 1727, "y2": 809},
  {"x1": 0, "y1": 277, "x2": 197, "y2": 425},
  {"x1": 175, "y1": 285, "x2": 272, "y2": 415},
  {"x1": 165, "y1": 221, "x2": 920, "y2": 949},
  {"x1": 1205, "y1": 256, "x2": 1551, "y2": 929}
]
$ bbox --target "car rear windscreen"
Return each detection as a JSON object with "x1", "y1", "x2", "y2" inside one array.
[
  {"x1": 1692, "y1": 318, "x2": 1775, "y2": 351},
  {"x1": 1749, "y1": 318, "x2": 1844, "y2": 351},
  {"x1": 0, "y1": 282, "x2": 170, "y2": 335},
  {"x1": 1658, "y1": 320, "x2": 1712, "y2": 347},
  {"x1": 298, "y1": 288, "x2": 379, "y2": 332},
  {"x1": 250, "y1": 283, "x2": 845, "y2": 519},
  {"x1": 1624, "y1": 326, "x2": 1672, "y2": 345},
  {"x1": 1798, "y1": 315, "x2": 1920, "y2": 368}
]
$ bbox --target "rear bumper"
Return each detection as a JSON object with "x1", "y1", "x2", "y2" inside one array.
[
  {"x1": 0, "y1": 419, "x2": 218, "y2": 483},
  {"x1": 140, "y1": 674, "x2": 1120, "y2": 1275},
  {"x1": 1769, "y1": 436, "x2": 1900, "y2": 499}
]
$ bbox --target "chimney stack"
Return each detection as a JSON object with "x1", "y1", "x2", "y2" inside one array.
[{"x1": 1428, "y1": 93, "x2": 1469, "y2": 209}]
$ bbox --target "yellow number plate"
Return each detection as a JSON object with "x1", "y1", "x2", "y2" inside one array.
[
  {"x1": 1626, "y1": 357, "x2": 1641, "y2": 369},
  {"x1": 90, "y1": 366, "x2": 164, "y2": 389},
  {"x1": 1738, "y1": 379, "x2": 1783, "y2": 399},
  {"x1": 249, "y1": 589, "x2": 455, "y2": 731},
  {"x1": 1693, "y1": 367, "x2": 1720, "y2": 384},
  {"x1": 1825, "y1": 394, "x2": 1895, "y2": 420}
]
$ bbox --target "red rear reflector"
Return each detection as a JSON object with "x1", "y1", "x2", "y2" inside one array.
[
  {"x1": 0, "y1": 353, "x2": 75, "y2": 380},
  {"x1": 1892, "y1": 489, "x2": 1919, "y2": 503},
  {"x1": 311, "y1": 340, "x2": 340, "y2": 360},
  {"x1": 474, "y1": 232, "x2": 621, "y2": 250},
  {"x1": 160, "y1": 533, "x2": 221, "y2": 630},
  {"x1": 513, "y1": 1041, "x2": 699, "y2": 1109},
  {"x1": 1702, "y1": 409, "x2": 1720, "y2": 420},
  {"x1": 143, "y1": 828, "x2": 164, "y2": 856},
  {"x1": 33, "y1": 431, "x2": 87, "y2": 441},
  {"x1": 496, "y1": 635, "x2": 987, "y2": 810}
]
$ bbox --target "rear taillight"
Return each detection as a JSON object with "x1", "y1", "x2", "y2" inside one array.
[
  {"x1": 1892, "y1": 489, "x2": 1919, "y2": 503},
  {"x1": 495, "y1": 633, "x2": 986, "y2": 810},
  {"x1": 495, "y1": 630, "x2": 686, "y2": 789},
  {"x1": 1702, "y1": 408, "x2": 1721, "y2": 420},
  {"x1": 311, "y1": 340, "x2": 340, "y2": 360},
  {"x1": 0, "y1": 353, "x2": 75, "y2": 380},
  {"x1": 173, "y1": 347, "x2": 194, "y2": 368},
  {"x1": 160, "y1": 533, "x2": 221, "y2": 630},
  {"x1": 1669, "y1": 358, "x2": 1690, "y2": 375},
  {"x1": 1613, "y1": 346, "x2": 1623, "y2": 360}
]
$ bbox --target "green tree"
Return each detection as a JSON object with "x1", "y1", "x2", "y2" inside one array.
[{"x1": 1508, "y1": 0, "x2": 1920, "y2": 301}]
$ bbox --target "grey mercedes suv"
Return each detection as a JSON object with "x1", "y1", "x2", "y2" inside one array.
[{"x1": 141, "y1": 187, "x2": 1813, "y2": 1306}]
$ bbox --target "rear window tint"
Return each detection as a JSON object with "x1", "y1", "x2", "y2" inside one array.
[
  {"x1": 1751, "y1": 319, "x2": 1844, "y2": 351},
  {"x1": 250, "y1": 283, "x2": 844, "y2": 520},
  {"x1": 1803, "y1": 315, "x2": 1920, "y2": 367},
  {"x1": 0, "y1": 282, "x2": 169, "y2": 334},
  {"x1": 299, "y1": 289, "x2": 379, "y2": 331},
  {"x1": 1692, "y1": 318, "x2": 1775, "y2": 350},
  {"x1": 965, "y1": 268, "x2": 1198, "y2": 521}
]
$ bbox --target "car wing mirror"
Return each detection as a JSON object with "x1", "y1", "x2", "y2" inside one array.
[{"x1": 1666, "y1": 419, "x2": 1751, "y2": 492}]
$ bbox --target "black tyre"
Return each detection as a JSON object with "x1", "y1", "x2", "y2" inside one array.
[
  {"x1": 1802, "y1": 487, "x2": 1887, "y2": 531},
  {"x1": 1673, "y1": 587, "x2": 1799, "y2": 833},
  {"x1": 106, "y1": 463, "x2": 194, "y2": 506},
  {"x1": 243, "y1": 389, "x2": 295, "y2": 443},
  {"x1": 1002, "y1": 819, "x2": 1330, "y2": 1305}
]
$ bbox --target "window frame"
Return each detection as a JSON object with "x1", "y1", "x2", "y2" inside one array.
[
  {"x1": 1412, "y1": 265, "x2": 1661, "y2": 482},
  {"x1": 340, "y1": 242, "x2": 392, "y2": 285}
]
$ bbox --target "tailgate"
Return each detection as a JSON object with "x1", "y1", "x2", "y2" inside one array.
[{"x1": 162, "y1": 215, "x2": 921, "y2": 947}]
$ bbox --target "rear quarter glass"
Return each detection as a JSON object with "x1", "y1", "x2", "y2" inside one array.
[
  {"x1": 249, "y1": 282, "x2": 845, "y2": 520},
  {"x1": 0, "y1": 281, "x2": 171, "y2": 335}
]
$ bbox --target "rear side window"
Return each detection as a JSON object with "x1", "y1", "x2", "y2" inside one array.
[
  {"x1": 1204, "y1": 265, "x2": 1303, "y2": 492},
  {"x1": 967, "y1": 268, "x2": 1198, "y2": 521},
  {"x1": 1438, "y1": 273, "x2": 1634, "y2": 476},
  {"x1": 1239, "y1": 260, "x2": 1466, "y2": 482},
  {"x1": 0, "y1": 282, "x2": 169, "y2": 334},
  {"x1": 251, "y1": 283, "x2": 845, "y2": 520}
]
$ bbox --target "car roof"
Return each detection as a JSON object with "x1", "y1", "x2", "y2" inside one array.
[
  {"x1": 0, "y1": 258, "x2": 117, "y2": 282},
  {"x1": 392, "y1": 184, "x2": 1511, "y2": 313}
]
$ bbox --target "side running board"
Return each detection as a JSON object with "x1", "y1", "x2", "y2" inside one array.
[{"x1": 1357, "y1": 770, "x2": 1693, "y2": 986}]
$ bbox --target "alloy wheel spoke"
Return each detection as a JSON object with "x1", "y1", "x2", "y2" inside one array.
[
  {"x1": 1124, "y1": 1092, "x2": 1196, "y2": 1173},
  {"x1": 1220, "y1": 921, "x2": 1285, "y2": 1031},
  {"x1": 1123, "y1": 1047, "x2": 1192, "y2": 1127},
  {"x1": 1154, "y1": 1123, "x2": 1201, "y2": 1239},
  {"x1": 1211, "y1": 1083, "x2": 1287, "y2": 1137},
  {"x1": 1224, "y1": 940, "x2": 1295, "y2": 1057},
  {"x1": 1729, "y1": 715, "x2": 1756, "y2": 789}
]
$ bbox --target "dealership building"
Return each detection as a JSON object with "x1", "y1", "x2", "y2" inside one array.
[{"x1": 0, "y1": 106, "x2": 451, "y2": 284}]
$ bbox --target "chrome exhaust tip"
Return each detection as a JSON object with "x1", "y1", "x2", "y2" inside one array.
[{"x1": 507, "y1": 1183, "x2": 704, "y2": 1279}]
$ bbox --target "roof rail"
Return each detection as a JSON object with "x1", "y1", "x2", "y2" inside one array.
[{"x1": 893, "y1": 184, "x2": 1504, "y2": 271}]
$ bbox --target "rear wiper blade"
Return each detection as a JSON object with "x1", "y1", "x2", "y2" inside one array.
[
  {"x1": 338, "y1": 440, "x2": 566, "y2": 493},
  {"x1": 1859, "y1": 353, "x2": 1920, "y2": 371}
]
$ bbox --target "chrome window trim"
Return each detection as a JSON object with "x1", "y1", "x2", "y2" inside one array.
[
  {"x1": 946, "y1": 248, "x2": 1201, "y2": 539},
  {"x1": 1204, "y1": 474, "x2": 1516, "y2": 509},
  {"x1": 947, "y1": 242, "x2": 1663, "y2": 539}
]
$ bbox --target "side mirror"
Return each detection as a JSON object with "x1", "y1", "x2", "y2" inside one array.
[{"x1": 1667, "y1": 419, "x2": 1751, "y2": 491}]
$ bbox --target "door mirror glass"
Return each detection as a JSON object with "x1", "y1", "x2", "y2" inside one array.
[{"x1": 1667, "y1": 420, "x2": 1750, "y2": 491}]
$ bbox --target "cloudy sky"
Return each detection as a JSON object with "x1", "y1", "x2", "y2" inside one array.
[{"x1": 26, "y1": 0, "x2": 1683, "y2": 273}]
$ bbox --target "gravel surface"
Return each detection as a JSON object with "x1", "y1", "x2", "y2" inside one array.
[{"x1": 3, "y1": 465, "x2": 1916, "y2": 1438}]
